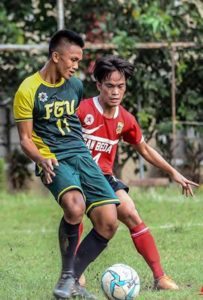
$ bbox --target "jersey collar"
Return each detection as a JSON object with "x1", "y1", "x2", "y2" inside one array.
[
  {"x1": 93, "y1": 96, "x2": 119, "y2": 119},
  {"x1": 36, "y1": 72, "x2": 65, "y2": 87}
]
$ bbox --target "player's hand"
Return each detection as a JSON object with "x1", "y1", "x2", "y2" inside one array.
[
  {"x1": 170, "y1": 170, "x2": 199, "y2": 197},
  {"x1": 38, "y1": 158, "x2": 59, "y2": 184}
]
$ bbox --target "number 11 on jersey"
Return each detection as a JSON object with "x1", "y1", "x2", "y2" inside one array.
[{"x1": 56, "y1": 118, "x2": 71, "y2": 136}]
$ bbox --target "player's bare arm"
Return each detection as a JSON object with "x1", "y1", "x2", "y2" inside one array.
[
  {"x1": 133, "y1": 141, "x2": 199, "y2": 196},
  {"x1": 17, "y1": 120, "x2": 58, "y2": 184}
]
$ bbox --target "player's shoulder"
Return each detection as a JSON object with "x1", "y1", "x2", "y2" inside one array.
[
  {"x1": 18, "y1": 72, "x2": 38, "y2": 89},
  {"x1": 80, "y1": 97, "x2": 94, "y2": 106},
  {"x1": 66, "y1": 77, "x2": 83, "y2": 100},
  {"x1": 119, "y1": 105, "x2": 135, "y2": 120},
  {"x1": 77, "y1": 97, "x2": 94, "y2": 117},
  {"x1": 118, "y1": 105, "x2": 140, "y2": 130},
  {"x1": 16, "y1": 72, "x2": 41, "y2": 97},
  {"x1": 68, "y1": 76, "x2": 83, "y2": 90}
]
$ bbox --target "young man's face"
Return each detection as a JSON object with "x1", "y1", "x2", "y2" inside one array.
[
  {"x1": 53, "y1": 43, "x2": 83, "y2": 79},
  {"x1": 97, "y1": 71, "x2": 126, "y2": 108}
]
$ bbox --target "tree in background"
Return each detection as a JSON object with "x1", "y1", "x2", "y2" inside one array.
[{"x1": 0, "y1": 0, "x2": 202, "y2": 183}]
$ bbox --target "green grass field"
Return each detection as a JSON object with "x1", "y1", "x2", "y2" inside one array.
[{"x1": 0, "y1": 186, "x2": 202, "y2": 300}]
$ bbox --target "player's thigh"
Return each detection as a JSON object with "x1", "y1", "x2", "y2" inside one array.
[
  {"x1": 90, "y1": 204, "x2": 118, "y2": 239},
  {"x1": 78, "y1": 155, "x2": 120, "y2": 216},
  {"x1": 116, "y1": 189, "x2": 142, "y2": 226},
  {"x1": 116, "y1": 189, "x2": 135, "y2": 207},
  {"x1": 41, "y1": 160, "x2": 84, "y2": 204}
]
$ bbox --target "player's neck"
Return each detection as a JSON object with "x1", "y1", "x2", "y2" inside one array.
[
  {"x1": 39, "y1": 62, "x2": 62, "y2": 84},
  {"x1": 98, "y1": 98, "x2": 117, "y2": 118}
]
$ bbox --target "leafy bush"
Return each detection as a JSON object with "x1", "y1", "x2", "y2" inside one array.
[
  {"x1": 1, "y1": 0, "x2": 202, "y2": 179},
  {"x1": 8, "y1": 148, "x2": 32, "y2": 189}
]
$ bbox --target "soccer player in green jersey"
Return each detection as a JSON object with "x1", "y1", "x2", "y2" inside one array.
[{"x1": 13, "y1": 30, "x2": 120, "y2": 300}]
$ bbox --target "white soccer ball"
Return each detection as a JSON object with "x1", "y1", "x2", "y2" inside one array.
[{"x1": 101, "y1": 264, "x2": 140, "y2": 300}]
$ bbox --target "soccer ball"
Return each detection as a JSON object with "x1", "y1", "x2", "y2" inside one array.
[{"x1": 101, "y1": 264, "x2": 140, "y2": 300}]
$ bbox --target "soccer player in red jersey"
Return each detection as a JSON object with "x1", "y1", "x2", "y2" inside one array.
[{"x1": 77, "y1": 55, "x2": 199, "y2": 290}]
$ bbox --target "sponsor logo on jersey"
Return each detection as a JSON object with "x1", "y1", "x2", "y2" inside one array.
[
  {"x1": 83, "y1": 135, "x2": 119, "y2": 155},
  {"x1": 116, "y1": 122, "x2": 124, "y2": 134},
  {"x1": 38, "y1": 92, "x2": 48, "y2": 102},
  {"x1": 84, "y1": 114, "x2": 94, "y2": 125},
  {"x1": 82, "y1": 125, "x2": 104, "y2": 134},
  {"x1": 84, "y1": 138, "x2": 113, "y2": 154}
]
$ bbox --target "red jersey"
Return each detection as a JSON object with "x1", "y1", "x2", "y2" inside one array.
[{"x1": 77, "y1": 97, "x2": 143, "y2": 175}]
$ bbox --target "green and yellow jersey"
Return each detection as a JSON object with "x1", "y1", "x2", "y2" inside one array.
[{"x1": 13, "y1": 72, "x2": 89, "y2": 160}]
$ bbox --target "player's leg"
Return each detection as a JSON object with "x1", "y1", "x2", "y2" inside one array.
[
  {"x1": 77, "y1": 222, "x2": 84, "y2": 252},
  {"x1": 61, "y1": 197, "x2": 85, "y2": 285},
  {"x1": 76, "y1": 222, "x2": 86, "y2": 286},
  {"x1": 74, "y1": 204, "x2": 118, "y2": 280},
  {"x1": 54, "y1": 189, "x2": 86, "y2": 299},
  {"x1": 105, "y1": 175, "x2": 179, "y2": 290},
  {"x1": 116, "y1": 189, "x2": 164, "y2": 277},
  {"x1": 72, "y1": 203, "x2": 118, "y2": 300},
  {"x1": 59, "y1": 189, "x2": 85, "y2": 273},
  {"x1": 116, "y1": 189, "x2": 179, "y2": 290},
  {"x1": 73, "y1": 156, "x2": 119, "y2": 291},
  {"x1": 41, "y1": 161, "x2": 86, "y2": 299},
  {"x1": 50, "y1": 155, "x2": 118, "y2": 299}
]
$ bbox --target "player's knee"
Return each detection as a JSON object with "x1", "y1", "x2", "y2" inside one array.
[
  {"x1": 90, "y1": 204, "x2": 118, "y2": 239},
  {"x1": 97, "y1": 219, "x2": 118, "y2": 239},
  {"x1": 117, "y1": 203, "x2": 141, "y2": 227},
  {"x1": 119, "y1": 207, "x2": 133, "y2": 220},
  {"x1": 63, "y1": 205, "x2": 85, "y2": 223},
  {"x1": 61, "y1": 190, "x2": 85, "y2": 222},
  {"x1": 107, "y1": 221, "x2": 118, "y2": 237}
]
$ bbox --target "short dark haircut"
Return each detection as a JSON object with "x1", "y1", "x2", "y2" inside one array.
[
  {"x1": 93, "y1": 55, "x2": 134, "y2": 82},
  {"x1": 48, "y1": 29, "x2": 84, "y2": 58}
]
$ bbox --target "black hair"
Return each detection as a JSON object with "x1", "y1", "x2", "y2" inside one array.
[
  {"x1": 48, "y1": 29, "x2": 84, "y2": 58},
  {"x1": 93, "y1": 55, "x2": 134, "y2": 82}
]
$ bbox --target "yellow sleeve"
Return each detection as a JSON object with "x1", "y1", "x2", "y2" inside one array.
[{"x1": 13, "y1": 83, "x2": 34, "y2": 122}]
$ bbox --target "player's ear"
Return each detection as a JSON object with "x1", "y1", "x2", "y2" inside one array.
[
  {"x1": 96, "y1": 81, "x2": 101, "y2": 91},
  {"x1": 52, "y1": 51, "x2": 60, "y2": 63}
]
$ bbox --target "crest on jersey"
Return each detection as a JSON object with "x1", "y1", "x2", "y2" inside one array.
[
  {"x1": 84, "y1": 114, "x2": 94, "y2": 125},
  {"x1": 38, "y1": 92, "x2": 48, "y2": 102},
  {"x1": 116, "y1": 122, "x2": 124, "y2": 134}
]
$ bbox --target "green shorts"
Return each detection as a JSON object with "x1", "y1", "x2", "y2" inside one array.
[{"x1": 41, "y1": 154, "x2": 119, "y2": 215}]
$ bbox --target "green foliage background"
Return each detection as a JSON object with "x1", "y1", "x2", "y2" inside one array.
[{"x1": 0, "y1": 0, "x2": 202, "y2": 180}]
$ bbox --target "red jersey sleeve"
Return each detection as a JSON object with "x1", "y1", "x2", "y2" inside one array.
[
  {"x1": 76, "y1": 100, "x2": 83, "y2": 119},
  {"x1": 77, "y1": 98, "x2": 90, "y2": 122},
  {"x1": 122, "y1": 111, "x2": 143, "y2": 145}
]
